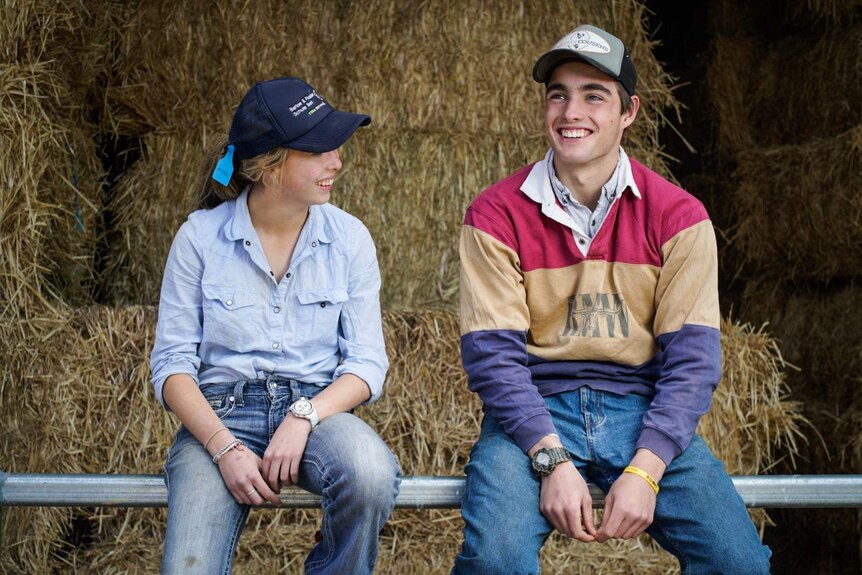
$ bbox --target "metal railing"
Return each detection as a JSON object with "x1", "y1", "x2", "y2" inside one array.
[{"x1": 2, "y1": 473, "x2": 862, "y2": 509}]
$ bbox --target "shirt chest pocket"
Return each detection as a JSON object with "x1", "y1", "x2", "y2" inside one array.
[
  {"x1": 201, "y1": 284, "x2": 260, "y2": 352},
  {"x1": 295, "y1": 288, "x2": 348, "y2": 345}
]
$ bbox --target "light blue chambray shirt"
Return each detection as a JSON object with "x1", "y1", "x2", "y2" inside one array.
[{"x1": 150, "y1": 188, "x2": 389, "y2": 408}]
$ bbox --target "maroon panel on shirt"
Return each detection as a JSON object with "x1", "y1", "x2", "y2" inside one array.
[{"x1": 464, "y1": 159, "x2": 710, "y2": 273}]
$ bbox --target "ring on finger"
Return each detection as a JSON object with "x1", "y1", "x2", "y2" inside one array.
[{"x1": 245, "y1": 488, "x2": 257, "y2": 496}]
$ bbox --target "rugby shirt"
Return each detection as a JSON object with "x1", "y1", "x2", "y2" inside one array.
[{"x1": 459, "y1": 154, "x2": 721, "y2": 465}]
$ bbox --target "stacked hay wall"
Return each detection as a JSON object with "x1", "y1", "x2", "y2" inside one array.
[
  {"x1": 706, "y1": 0, "x2": 862, "y2": 571},
  {"x1": 1, "y1": 308, "x2": 805, "y2": 573}
]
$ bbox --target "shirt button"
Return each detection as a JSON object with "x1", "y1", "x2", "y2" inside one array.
[
  {"x1": 272, "y1": 342, "x2": 280, "y2": 349},
  {"x1": 591, "y1": 220, "x2": 596, "y2": 226},
  {"x1": 320, "y1": 302, "x2": 326, "y2": 308},
  {"x1": 225, "y1": 299, "x2": 233, "y2": 306},
  {"x1": 286, "y1": 272, "x2": 291, "y2": 278},
  {"x1": 311, "y1": 241, "x2": 317, "y2": 248},
  {"x1": 245, "y1": 240, "x2": 250, "y2": 246},
  {"x1": 273, "y1": 306, "x2": 281, "y2": 313},
  {"x1": 578, "y1": 239, "x2": 586, "y2": 245},
  {"x1": 228, "y1": 396, "x2": 235, "y2": 403}
]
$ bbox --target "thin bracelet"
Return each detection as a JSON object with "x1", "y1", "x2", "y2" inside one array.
[
  {"x1": 203, "y1": 427, "x2": 229, "y2": 451},
  {"x1": 212, "y1": 439, "x2": 243, "y2": 465},
  {"x1": 623, "y1": 465, "x2": 660, "y2": 494}
]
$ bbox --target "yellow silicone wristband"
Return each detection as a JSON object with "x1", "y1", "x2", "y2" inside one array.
[{"x1": 624, "y1": 466, "x2": 660, "y2": 494}]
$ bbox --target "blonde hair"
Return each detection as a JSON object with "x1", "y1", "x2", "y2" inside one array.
[{"x1": 197, "y1": 137, "x2": 291, "y2": 209}]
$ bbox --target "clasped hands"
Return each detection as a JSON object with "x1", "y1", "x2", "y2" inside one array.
[
  {"x1": 539, "y1": 451, "x2": 663, "y2": 543},
  {"x1": 214, "y1": 413, "x2": 313, "y2": 507}
]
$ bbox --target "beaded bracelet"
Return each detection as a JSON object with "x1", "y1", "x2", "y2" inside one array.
[
  {"x1": 212, "y1": 439, "x2": 244, "y2": 465},
  {"x1": 623, "y1": 465, "x2": 660, "y2": 494}
]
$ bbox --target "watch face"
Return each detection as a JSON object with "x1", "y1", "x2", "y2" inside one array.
[
  {"x1": 291, "y1": 400, "x2": 313, "y2": 416},
  {"x1": 535, "y1": 452, "x2": 551, "y2": 468}
]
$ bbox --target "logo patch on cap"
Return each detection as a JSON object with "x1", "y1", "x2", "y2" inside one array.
[
  {"x1": 557, "y1": 30, "x2": 611, "y2": 54},
  {"x1": 289, "y1": 90, "x2": 329, "y2": 118}
]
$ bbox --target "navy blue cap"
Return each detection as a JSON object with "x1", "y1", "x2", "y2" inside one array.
[{"x1": 229, "y1": 77, "x2": 371, "y2": 160}]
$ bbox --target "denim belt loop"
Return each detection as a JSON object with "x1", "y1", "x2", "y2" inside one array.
[
  {"x1": 289, "y1": 379, "x2": 303, "y2": 402},
  {"x1": 232, "y1": 380, "x2": 246, "y2": 407}
]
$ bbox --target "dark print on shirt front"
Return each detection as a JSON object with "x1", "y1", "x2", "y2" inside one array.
[{"x1": 562, "y1": 292, "x2": 629, "y2": 338}]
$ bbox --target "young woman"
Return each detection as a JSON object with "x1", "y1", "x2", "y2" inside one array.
[{"x1": 150, "y1": 77, "x2": 400, "y2": 575}]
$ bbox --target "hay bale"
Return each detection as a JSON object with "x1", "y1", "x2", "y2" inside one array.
[
  {"x1": 709, "y1": 0, "x2": 862, "y2": 31},
  {"x1": 0, "y1": 0, "x2": 113, "y2": 308},
  {"x1": 0, "y1": 306, "x2": 806, "y2": 573},
  {"x1": 731, "y1": 125, "x2": 862, "y2": 281},
  {"x1": 707, "y1": 14, "x2": 862, "y2": 158},
  {"x1": 101, "y1": 133, "x2": 205, "y2": 304},
  {"x1": 105, "y1": 2, "x2": 344, "y2": 137},
  {"x1": 790, "y1": 0, "x2": 862, "y2": 25},
  {"x1": 707, "y1": 27, "x2": 862, "y2": 154},
  {"x1": 100, "y1": 130, "x2": 540, "y2": 306},
  {"x1": 749, "y1": 27, "x2": 862, "y2": 147},
  {"x1": 338, "y1": 131, "x2": 547, "y2": 308},
  {"x1": 739, "y1": 281, "x2": 862, "y2": 457},
  {"x1": 101, "y1": 0, "x2": 679, "y2": 149},
  {"x1": 699, "y1": 318, "x2": 809, "y2": 475},
  {"x1": 706, "y1": 34, "x2": 761, "y2": 158},
  {"x1": 0, "y1": 62, "x2": 105, "y2": 308}
]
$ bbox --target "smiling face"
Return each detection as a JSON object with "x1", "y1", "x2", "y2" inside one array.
[
  {"x1": 272, "y1": 148, "x2": 343, "y2": 208},
  {"x1": 544, "y1": 61, "x2": 639, "y2": 185}
]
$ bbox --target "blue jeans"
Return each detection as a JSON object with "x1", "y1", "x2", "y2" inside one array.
[
  {"x1": 453, "y1": 387, "x2": 771, "y2": 575},
  {"x1": 161, "y1": 377, "x2": 400, "y2": 575}
]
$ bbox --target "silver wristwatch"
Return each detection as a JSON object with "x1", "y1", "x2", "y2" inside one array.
[{"x1": 289, "y1": 397, "x2": 319, "y2": 429}]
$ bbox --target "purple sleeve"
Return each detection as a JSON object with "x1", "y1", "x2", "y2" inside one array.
[
  {"x1": 636, "y1": 325, "x2": 722, "y2": 464},
  {"x1": 461, "y1": 329, "x2": 556, "y2": 453}
]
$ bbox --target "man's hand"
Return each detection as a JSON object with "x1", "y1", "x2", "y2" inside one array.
[
  {"x1": 594, "y1": 472, "x2": 655, "y2": 542},
  {"x1": 595, "y1": 449, "x2": 665, "y2": 542},
  {"x1": 539, "y1": 462, "x2": 596, "y2": 542}
]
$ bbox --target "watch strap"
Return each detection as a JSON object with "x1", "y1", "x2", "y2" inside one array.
[
  {"x1": 531, "y1": 446, "x2": 572, "y2": 477},
  {"x1": 289, "y1": 399, "x2": 319, "y2": 429}
]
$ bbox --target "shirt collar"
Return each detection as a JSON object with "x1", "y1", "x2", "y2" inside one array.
[
  {"x1": 543, "y1": 147, "x2": 641, "y2": 207},
  {"x1": 223, "y1": 186, "x2": 333, "y2": 245},
  {"x1": 224, "y1": 186, "x2": 254, "y2": 242}
]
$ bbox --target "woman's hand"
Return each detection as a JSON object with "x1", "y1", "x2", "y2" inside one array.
[
  {"x1": 261, "y1": 414, "x2": 312, "y2": 491},
  {"x1": 216, "y1": 442, "x2": 282, "y2": 507}
]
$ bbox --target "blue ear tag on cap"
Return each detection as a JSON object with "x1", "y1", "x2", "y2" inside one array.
[{"x1": 212, "y1": 144, "x2": 235, "y2": 186}]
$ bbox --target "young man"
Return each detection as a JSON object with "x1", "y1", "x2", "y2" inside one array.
[{"x1": 452, "y1": 24, "x2": 771, "y2": 574}]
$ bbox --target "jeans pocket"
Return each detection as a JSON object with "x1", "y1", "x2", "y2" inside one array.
[{"x1": 200, "y1": 384, "x2": 238, "y2": 420}]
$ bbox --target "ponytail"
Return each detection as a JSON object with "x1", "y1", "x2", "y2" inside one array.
[{"x1": 197, "y1": 137, "x2": 291, "y2": 209}]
